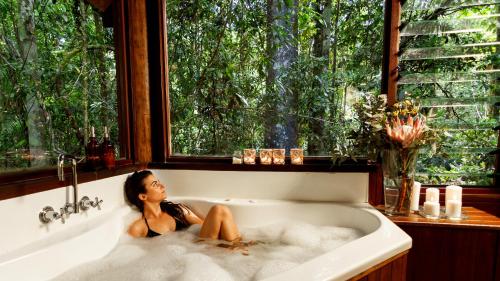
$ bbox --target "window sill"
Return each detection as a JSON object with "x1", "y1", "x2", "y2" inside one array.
[
  {"x1": 0, "y1": 160, "x2": 138, "y2": 201},
  {"x1": 149, "y1": 156, "x2": 376, "y2": 173}
]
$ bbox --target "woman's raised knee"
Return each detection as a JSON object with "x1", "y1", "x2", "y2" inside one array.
[{"x1": 210, "y1": 204, "x2": 230, "y2": 218}]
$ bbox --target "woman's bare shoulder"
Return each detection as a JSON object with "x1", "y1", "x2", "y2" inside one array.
[{"x1": 128, "y1": 217, "x2": 147, "y2": 237}]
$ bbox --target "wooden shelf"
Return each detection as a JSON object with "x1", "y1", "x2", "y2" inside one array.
[{"x1": 376, "y1": 206, "x2": 500, "y2": 230}]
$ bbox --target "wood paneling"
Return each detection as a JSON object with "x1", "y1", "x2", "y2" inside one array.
[
  {"x1": 401, "y1": 226, "x2": 498, "y2": 281},
  {"x1": 381, "y1": 0, "x2": 400, "y2": 105},
  {"x1": 0, "y1": 160, "x2": 136, "y2": 201},
  {"x1": 114, "y1": 0, "x2": 132, "y2": 160},
  {"x1": 385, "y1": 207, "x2": 500, "y2": 281},
  {"x1": 149, "y1": 158, "x2": 376, "y2": 172},
  {"x1": 128, "y1": 0, "x2": 152, "y2": 164},
  {"x1": 147, "y1": 0, "x2": 170, "y2": 162},
  {"x1": 348, "y1": 251, "x2": 408, "y2": 281}
]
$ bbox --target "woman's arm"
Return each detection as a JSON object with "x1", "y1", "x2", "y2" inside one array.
[{"x1": 181, "y1": 206, "x2": 204, "y2": 225}]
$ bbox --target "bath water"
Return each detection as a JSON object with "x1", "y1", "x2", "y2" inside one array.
[{"x1": 52, "y1": 220, "x2": 363, "y2": 281}]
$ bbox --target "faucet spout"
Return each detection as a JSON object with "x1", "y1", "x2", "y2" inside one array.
[
  {"x1": 71, "y1": 158, "x2": 79, "y2": 213},
  {"x1": 57, "y1": 154, "x2": 80, "y2": 213}
]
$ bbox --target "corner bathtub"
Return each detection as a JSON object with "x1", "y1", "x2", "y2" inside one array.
[{"x1": 0, "y1": 197, "x2": 411, "y2": 281}]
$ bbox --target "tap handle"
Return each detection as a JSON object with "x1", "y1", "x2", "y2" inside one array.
[
  {"x1": 79, "y1": 196, "x2": 92, "y2": 211},
  {"x1": 39, "y1": 206, "x2": 61, "y2": 224},
  {"x1": 91, "y1": 197, "x2": 103, "y2": 210},
  {"x1": 63, "y1": 203, "x2": 75, "y2": 215}
]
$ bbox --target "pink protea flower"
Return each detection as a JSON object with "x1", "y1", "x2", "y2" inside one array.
[{"x1": 385, "y1": 115, "x2": 426, "y2": 148}]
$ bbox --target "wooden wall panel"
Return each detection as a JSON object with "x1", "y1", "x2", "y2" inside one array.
[
  {"x1": 348, "y1": 251, "x2": 408, "y2": 281},
  {"x1": 400, "y1": 225, "x2": 498, "y2": 281}
]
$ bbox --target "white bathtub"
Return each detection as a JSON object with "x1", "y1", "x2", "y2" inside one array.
[
  {"x1": 0, "y1": 198, "x2": 410, "y2": 281},
  {"x1": 0, "y1": 170, "x2": 411, "y2": 281}
]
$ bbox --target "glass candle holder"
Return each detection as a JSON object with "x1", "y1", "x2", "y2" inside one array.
[
  {"x1": 259, "y1": 149, "x2": 272, "y2": 165},
  {"x1": 232, "y1": 150, "x2": 243, "y2": 164},
  {"x1": 243, "y1": 149, "x2": 256, "y2": 165},
  {"x1": 290, "y1": 148, "x2": 303, "y2": 165},
  {"x1": 272, "y1": 148, "x2": 285, "y2": 165}
]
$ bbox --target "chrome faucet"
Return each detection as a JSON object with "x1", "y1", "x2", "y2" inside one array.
[
  {"x1": 38, "y1": 154, "x2": 104, "y2": 224},
  {"x1": 57, "y1": 154, "x2": 80, "y2": 213}
]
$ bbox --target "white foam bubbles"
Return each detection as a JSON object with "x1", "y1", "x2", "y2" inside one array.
[
  {"x1": 52, "y1": 220, "x2": 363, "y2": 281},
  {"x1": 254, "y1": 260, "x2": 300, "y2": 280}
]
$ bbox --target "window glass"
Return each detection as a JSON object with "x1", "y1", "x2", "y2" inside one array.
[
  {"x1": 399, "y1": 0, "x2": 499, "y2": 185},
  {"x1": 167, "y1": 0, "x2": 385, "y2": 156},
  {"x1": 0, "y1": 0, "x2": 118, "y2": 172}
]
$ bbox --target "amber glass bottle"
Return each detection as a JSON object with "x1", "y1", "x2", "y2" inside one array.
[
  {"x1": 101, "y1": 126, "x2": 116, "y2": 169},
  {"x1": 85, "y1": 126, "x2": 101, "y2": 170}
]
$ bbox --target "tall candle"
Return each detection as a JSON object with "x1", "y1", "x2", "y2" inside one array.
[
  {"x1": 424, "y1": 201, "x2": 440, "y2": 218},
  {"x1": 425, "y1": 188, "x2": 439, "y2": 203},
  {"x1": 445, "y1": 185, "x2": 462, "y2": 202},
  {"x1": 410, "y1": 181, "x2": 421, "y2": 211},
  {"x1": 445, "y1": 199, "x2": 462, "y2": 219}
]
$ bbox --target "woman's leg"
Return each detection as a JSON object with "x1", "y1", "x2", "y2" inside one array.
[{"x1": 199, "y1": 205, "x2": 240, "y2": 241}]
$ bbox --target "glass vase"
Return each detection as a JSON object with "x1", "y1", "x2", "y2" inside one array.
[{"x1": 382, "y1": 148, "x2": 419, "y2": 216}]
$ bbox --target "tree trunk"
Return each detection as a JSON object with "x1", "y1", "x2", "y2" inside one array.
[
  {"x1": 74, "y1": 0, "x2": 89, "y2": 145},
  {"x1": 308, "y1": 0, "x2": 332, "y2": 155},
  {"x1": 330, "y1": 0, "x2": 341, "y2": 120},
  {"x1": 18, "y1": 0, "x2": 49, "y2": 166},
  {"x1": 93, "y1": 10, "x2": 110, "y2": 128},
  {"x1": 264, "y1": 0, "x2": 299, "y2": 150}
]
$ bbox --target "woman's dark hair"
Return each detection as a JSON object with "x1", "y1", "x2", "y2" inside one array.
[{"x1": 124, "y1": 170, "x2": 191, "y2": 228}]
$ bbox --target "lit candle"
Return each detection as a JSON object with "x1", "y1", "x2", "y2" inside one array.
[
  {"x1": 424, "y1": 201, "x2": 440, "y2": 218},
  {"x1": 445, "y1": 199, "x2": 462, "y2": 219},
  {"x1": 445, "y1": 185, "x2": 462, "y2": 202},
  {"x1": 290, "y1": 148, "x2": 303, "y2": 165},
  {"x1": 425, "y1": 188, "x2": 439, "y2": 203},
  {"x1": 410, "y1": 181, "x2": 421, "y2": 211},
  {"x1": 243, "y1": 149, "x2": 256, "y2": 165},
  {"x1": 272, "y1": 149, "x2": 285, "y2": 165},
  {"x1": 259, "y1": 149, "x2": 272, "y2": 165}
]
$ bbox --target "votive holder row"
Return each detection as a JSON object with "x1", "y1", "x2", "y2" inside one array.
[{"x1": 234, "y1": 148, "x2": 304, "y2": 165}]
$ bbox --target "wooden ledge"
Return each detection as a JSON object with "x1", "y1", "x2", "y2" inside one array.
[{"x1": 376, "y1": 206, "x2": 500, "y2": 230}]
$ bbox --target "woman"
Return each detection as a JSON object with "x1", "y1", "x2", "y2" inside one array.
[{"x1": 124, "y1": 170, "x2": 242, "y2": 243}]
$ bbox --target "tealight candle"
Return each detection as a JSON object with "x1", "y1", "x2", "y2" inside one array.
[
  {"x1": 290, "y1": 148, "x2": 303, "y2": 165},
  {"x1": 445, "y1": 199, "x2": 462, "y2": 219},
  {"x1": 425, "y1": 188, "x2": 439, "y2": 203},
  {"x1": 243, "y1": 149, "x2": 256, "y2": 165},
  {"x1": 272, "y1": 148, "x2": 285, "y2": 165},
  {"x1": 445, "y1": 185, "x2": 462, "y2": 202},
  {"x1": 424, "y1": 201, "x2": 440, "y2": 218},
  {"x1": 259, "y1": 149, "x2": 272, "y2": 165},
  {"x1": 410, "y1": 181, "x2": 421, "y2": 211}
]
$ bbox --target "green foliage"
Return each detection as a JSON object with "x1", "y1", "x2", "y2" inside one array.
[
  {"x1": 167, "y1": 0, "x2": 385, "y2": 156},
  {"x1": 0, "y1": 0, "x2": 117, "y2": 171}
]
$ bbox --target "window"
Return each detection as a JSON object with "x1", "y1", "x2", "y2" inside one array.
[
  {"x1": 398, "y1": 0, "x2": 500, "y2": 185},
  {"x1": 0, "y1": 1, "x2": 119, "y2": 173},
  {"x1": 167, "y1": 0, "x2": 385, "y2": 157}
]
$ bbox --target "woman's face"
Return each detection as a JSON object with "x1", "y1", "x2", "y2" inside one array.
[{"x1": 140, "y1": 174, "x2": 167, "y2": 202}]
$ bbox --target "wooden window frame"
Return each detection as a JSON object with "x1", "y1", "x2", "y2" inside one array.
[
  {"x1": 1, "y1": 0, "x2": 497, "y2": 208},
  {"x1": 381, "y1": 0, "x2": 500, "y2": 209},
  {"x1": 0, "y1": 0, "x2": 139, "y2": 201}
]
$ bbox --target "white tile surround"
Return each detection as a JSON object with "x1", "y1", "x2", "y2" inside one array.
[{"x1": 0, "y1": 170, "x2": 368, "y2": 256}]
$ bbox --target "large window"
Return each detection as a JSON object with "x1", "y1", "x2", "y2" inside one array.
[
  {"x1": 167, "y1": 0, "x2": 385, "y2": 156},
  {"x1": 0, "y1": 0, "x2": 119, "y2": 172},
  {"x1": 398, "y1": 0, "x2": 499, "y2": 185}
]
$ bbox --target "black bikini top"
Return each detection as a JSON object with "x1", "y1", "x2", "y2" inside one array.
[{"x1": 143, "y1": 214, "x2": 190, "y2": 238}]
